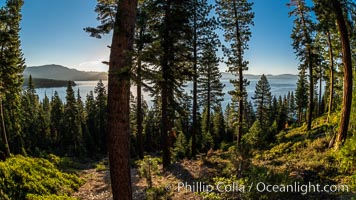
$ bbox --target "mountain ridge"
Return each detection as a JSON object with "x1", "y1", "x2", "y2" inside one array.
[
  {"x1": 24, "y1": 64, "x2": 108, "y2": 81},
  {"x1": 24, "y1": 65, "x2": 297, "y2": 81}
]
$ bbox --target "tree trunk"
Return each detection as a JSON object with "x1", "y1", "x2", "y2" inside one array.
[
  {"x1": 107, "y1": 0, "x2": 137, "y2": 199},
  {"x1": 326, "y1": 30, "x2": 334, "y2": 123},
  {"x1": 333, "y1": 0, "x2": 353, "y2": 148},
  {"x1": 137, "y1": 56, "x2": 144, "y2": 159},
  {"x1": 319, "y1": 65, "x2": 322, "y2": 115},
  {"x1": 306, "y1": 45, "x2": 313, "y2": 131},
  {"x1": 206, "y1": 69, "x2": 211, "y2": 135},
  {"x1": 232, "y1": 0, "x2": 244, "y2": 146},
  {"x1": 0, "y1": 96, "x2": 10, "y2": 158},
  {"x1": 297, "y1": 0, "x2": 313, "y2": 131},
  {"x1": 191, "y1": 0, "x2": 198, "y2": 157},
  {"x1": 161, "y1": 0, "x2": 172, "y2": 169}
]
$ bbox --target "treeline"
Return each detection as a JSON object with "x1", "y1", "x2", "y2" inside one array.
[
  {"x1": 23, "y1": 76, "x2": 76, "y2": 88},
  {"x1": 8, "y1": 76, "x2": 108, "y2": 158},
  {"x1": 5, "y1": 74, "x2": 303, "y2": 160}
]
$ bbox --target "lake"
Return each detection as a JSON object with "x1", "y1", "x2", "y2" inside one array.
[{"x1": 35, "y1": 75, "x2": 300, "y2": 109}]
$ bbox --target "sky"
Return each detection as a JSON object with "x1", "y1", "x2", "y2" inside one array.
[{"x1": 1, "y1": 0, "x2": 299, "y2": 75}]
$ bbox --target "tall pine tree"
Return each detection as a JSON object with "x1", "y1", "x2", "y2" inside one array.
[
  {"x1": 252, "y1": 74, "x2": 272, "y2": 128},
  {"x1": 0, "y1": 0, "x2": 25, "y2": 156},
  {"x1": 216, "y1": 0, "x2": 254, "y2": 146},
  {"x1": 289, "y1": 0, "x2": 317, "y2": 131}
]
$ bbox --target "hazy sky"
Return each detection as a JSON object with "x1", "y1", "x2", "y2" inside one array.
[{"x1": 2, "y1": 0, "x2": 299, "y2": 75}]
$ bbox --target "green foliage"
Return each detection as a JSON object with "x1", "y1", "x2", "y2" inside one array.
[
  {"x1": 337, "y1": 134, "x2": 356, "y2": 173},
  {"x1": 173, "y1": 131, "x2": 189, "y2": 160},
  {"x1": 62, "y1": 82, "x2": 84, "y2": 156},
  {"x1": 137, "y1": 156, "x2": 161, "y2": 189},
  {"x1": 26, "y1": 194, "x2": 77, "y2": 200},
  {"x1": 0, "y1": 0, "x2": 26, "y2": 155},
  {"x1": 244, "y1": 120, "x2": 268, "y2": 149},
  {"x1": 216, "y1": 0, "x2": 254, "y2": 145},
  {"x1": 94, "y1": 159, "x2": 108, "y2": 172},
  {"x1": 212, "y1": 105, "x2": 226, "y2": 149},
  {"x1": 0, "y1": 155, "x2": 83, "y2": 199},
  {"x1": 23, "y1": 78, "x2": 76, "y2": 88},
  {"x1": 252, "y1": 74, "x2": 272, "y2": 127}
]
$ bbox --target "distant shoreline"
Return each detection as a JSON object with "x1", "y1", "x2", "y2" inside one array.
[{"x1": 23, "y1": 78, "x2": 76, "y2": 89}]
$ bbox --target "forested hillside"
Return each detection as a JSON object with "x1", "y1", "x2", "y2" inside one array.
[
  {"x1": 24, "y1": 65, "x2": 108, "y2": 81},
  {"x1": 1, "y1": 0, "x2": 356, "y2": 199}
]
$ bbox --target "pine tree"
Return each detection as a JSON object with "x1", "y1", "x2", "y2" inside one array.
[
  {"x1": 201, "y1": 106, "x2": 213, "y2": 151},
  {"x1": 289, "y1": 0, "x2": 317, "y2": 131},
  {"x1": 295, "y1": 70, "x2": 309, "y2": 123},
  {"x1": 146, "y1": 0, "x2": 193, "y2": 168},
  {"x1": 50, "y1": 91, "x2": 63, "y2": 150},
  {"x1": 85, "y1": 91, "x2": 96, "y2": 154},
  {"x1": 132, "y1": 1, "x2": 154, "y2": 159},
  {"x1": 76, "y1": 89, "x2": 87, "y2": 155},
  {"x1": 0, "y1": 0, "x2": 25, "y2": 155},
  {"x1": 212, "y1": 104, "x2": 226, "y2": 149},
  {"x1": 35, "y1": 100, "x2": 51, "y2": 152},
  {"x1": 323, "y1": 0, "x2": 354, "y2": 148},
  {"x1": 94, "y1": 80, "x2": 107, "y2": 154},
  {"x1": 62, "y1": 81, "x2": 83, "y2": 156},
  {"x1": 0, "y1": 84, "x2": 10, "y2": 157},
  {"x1": 270, "y1": 96, "x2": 279, "y2": 123},
  {"x1": 244, "y1": 100, "x2": 256, "y2": 129},
  {"x1": 289, "y1": 92, "x2": 296, "y2": 121},
  {"x1": 252, "y1": 74, "x2": 272, "y2": 127},
  {"x1": 190, "y1": 0, "x2": 217, "y2": 157},
  {"x1": 198, "y1": 36, "x2": 224, "y2": 147},
  {"x1": 216, "y1": 0, "x2": 254, "y2": 146},
  {"x1": 277, "y1": 96, "x2": 288, "y2": 131},
  {"x1": 106, "y1": 0, "x2": 136, "y2": 198},
  {"x1": 224, "y1": 103, "x2": 234, "y2": 142},
  {"x1": 21, "y1": 75, "x2": 40, "y2": 153}
]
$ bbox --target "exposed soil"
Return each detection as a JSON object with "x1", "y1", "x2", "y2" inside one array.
[{"x1": 72, "y1": 158, "x2": 210, "y2": 200}]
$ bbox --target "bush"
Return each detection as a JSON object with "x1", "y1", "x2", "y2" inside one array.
[
  {"x1": 137, "y1": 156, "x2": 160, "y2": 188},
  {"x1": 337, "y1": 134, "x2": 356, "y2": 173},
  {"x1": 173, "y1": 131, "x2": 189, "y2": 160},
  {"x1": 0, "y1": 155, "x2": 83, "y2": 200},
  {"x1": 244, "y1": 120, "x2": 268, "y2": 149}
]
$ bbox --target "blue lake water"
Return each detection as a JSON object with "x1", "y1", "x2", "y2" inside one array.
[{"x1": 35, "y1": 75, "x2": 300, "y2": 109}]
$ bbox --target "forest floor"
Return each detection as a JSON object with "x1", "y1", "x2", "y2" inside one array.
[
  {"x1": 72, "y1": 116, "x2": 356, "y2": 200},
  {"x1": 72, "y1": 157, "x2": 209, "y2": 200}
]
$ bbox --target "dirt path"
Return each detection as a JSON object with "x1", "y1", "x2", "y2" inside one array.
[{"x1": 72, "y1": 158, "x2": 209, "y2": 200}]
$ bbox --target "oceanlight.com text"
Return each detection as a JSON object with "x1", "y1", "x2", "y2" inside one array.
[{"x1": 166, "y1": 181, "x2": 349, "y2": 195}]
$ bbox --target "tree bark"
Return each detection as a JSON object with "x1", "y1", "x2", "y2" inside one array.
[
  {"x1": 333, "y1": 0, "x2": 353, "y2": 148},
  {"x1": 232, "y1": 0, "x2": 244, "y2": 146},
  {"x1": 206, "y1": 69, "x2": 211, "y2": 135},
  {"x1": 326, "y1": 30, "x2": 334, "y2": 122},
  {"x1": 297, "y1": 0, "x2": 313, "y2": 131},
  {"x1": 319, "y1": 64, "x2": 322, "y2": 115},
  {"x1": 0, "y1": 96, "x2": 10, "y2": 158},
  {"x1": 191, "y1": 0, "x2": 198, "y2": 157},
  {"x1": 137, "y1": 54, "x2": 144, "y2": 159},
  {"x1": 161, "y1": 0, "x2": 172, "y2": 169},
  {"x1": 107, "y1": 0, "x2": 137, "y2": 199}
]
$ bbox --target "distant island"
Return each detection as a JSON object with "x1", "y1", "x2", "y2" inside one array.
[
  {"x1": 24, "y1": 64, "x2": 108, "y2": 81},
  {"x1": 23, "y1": 77, "x2": 76, "y2": 88}
]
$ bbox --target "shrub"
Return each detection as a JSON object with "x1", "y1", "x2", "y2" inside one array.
[
  {"x1": 244, "y1": 120, "x2": 268, "y2": 149},
  {"x1": 137, "y1": 156, "x2": 160, "y2": 188},
  {"x1": 0, "y1": 155, "x2": 83, "y2": 199},
  {"x1": 337, "y1": 134, "x2": 356, "y2": 173},
  {"x1": 173, "y1": 131, "x2": 189, "y2": 160}
]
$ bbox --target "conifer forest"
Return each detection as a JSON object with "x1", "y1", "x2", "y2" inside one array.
[{"x1": 1, "y1": 0, "x2": 356, "y2": 199}]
